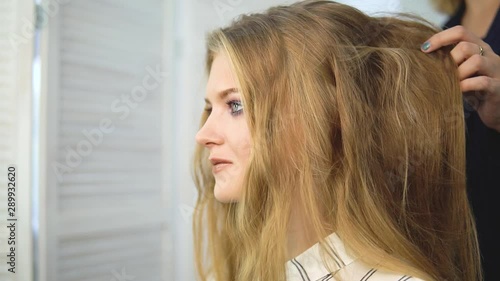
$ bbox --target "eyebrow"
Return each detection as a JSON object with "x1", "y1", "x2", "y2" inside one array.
[{"x1": 204, "y1": 88, "x2": 239, "y2": 105}]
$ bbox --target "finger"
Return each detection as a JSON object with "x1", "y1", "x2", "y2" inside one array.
[
  {"x1": 460, "y1": 76, "x2": 494, "y2": 93},
  {"x1": 421, "y1": 25, "x2": 482, "y2": 53},
  {"x1": 457, "y1": 54, "x2": 489, "y2": 80},
  {"x1": 450, "y1": 41, "x2": 485, "y2": 65}
]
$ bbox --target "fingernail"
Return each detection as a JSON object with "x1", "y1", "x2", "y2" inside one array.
[{"x1": 421, "y1": 41, "x2": 431, "y2": 51}]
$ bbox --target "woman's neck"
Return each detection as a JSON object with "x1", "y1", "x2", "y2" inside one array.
[
  {"x1": 286, "y1": 204, "x2": 318, "y2": 260},
  {"x1": 462, "y1": 0, "x2": 500, "y2": 38}
]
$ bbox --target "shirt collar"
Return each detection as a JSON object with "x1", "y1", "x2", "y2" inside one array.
[{"x1": 285, "y1": 232, "x2": 357, "y2": 281}]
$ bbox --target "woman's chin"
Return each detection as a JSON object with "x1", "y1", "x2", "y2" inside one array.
[{"x1": 214, "y1": 183, "x2": 240, "y2": 203}]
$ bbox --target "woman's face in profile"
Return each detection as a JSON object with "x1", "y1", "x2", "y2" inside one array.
[{"x1": 196, "y1": 53, "x2": 252, "y2": 203}]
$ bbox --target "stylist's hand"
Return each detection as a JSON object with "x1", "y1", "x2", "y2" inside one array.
[{"x1": 421, "y1": 25, "x2": 500, "y2": 132}]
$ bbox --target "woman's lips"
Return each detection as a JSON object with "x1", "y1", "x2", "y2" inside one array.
[
  {"x1": 212, "y1": 162, "x2": 231, "y2": 173},
  {"x1": 209, "y1": 157, "x2": 232, "y2": 174}
]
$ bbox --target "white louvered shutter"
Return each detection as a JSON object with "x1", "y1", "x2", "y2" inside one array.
[{"x1": 38, "y1": 0, "x2": 171, "y2": 280}]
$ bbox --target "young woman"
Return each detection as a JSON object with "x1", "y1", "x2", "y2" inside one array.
[{"x1": 193, "y1": 1, "x2": 481, "y2": 280}]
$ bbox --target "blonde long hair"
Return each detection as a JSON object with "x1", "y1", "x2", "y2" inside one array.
[{"x1": 193, "y1": 1, "x2": 481, "y2": 280}]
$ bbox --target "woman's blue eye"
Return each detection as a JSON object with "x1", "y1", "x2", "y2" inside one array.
[{"x1": 227, "y1": 100, "x2": 243, "y2": 116}]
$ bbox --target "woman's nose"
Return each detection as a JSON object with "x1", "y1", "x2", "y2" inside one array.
[{"x1": 195, "y1": 115, "x2": 223, "y2": 147}]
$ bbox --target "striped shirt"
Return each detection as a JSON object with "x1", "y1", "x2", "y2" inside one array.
[{"x1": 286, "y1": 233, "x2": 426, "y2": 281}]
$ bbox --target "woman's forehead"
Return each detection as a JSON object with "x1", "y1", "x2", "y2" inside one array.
[{"x1": 205, "y1": 54, "x2": 240, "y2": 102}]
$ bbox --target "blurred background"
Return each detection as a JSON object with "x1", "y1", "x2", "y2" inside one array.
[{"x1": 0, "y1": 0, "x2": 445, "y2": 280}]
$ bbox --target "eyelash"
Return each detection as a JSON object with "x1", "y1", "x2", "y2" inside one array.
[
  {"x1": 204, "y1": 100, "x2": 243, "y2": 116},
  {"x1": 227, "y1": 100, "x2": 243, "y2": 116}
]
